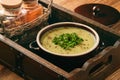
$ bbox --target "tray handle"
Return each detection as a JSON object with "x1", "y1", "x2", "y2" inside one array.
[
  {"x1": 81, "y1": 39, "x2": 120, "y2": 80},
  {"x1": 83, "y1": 47, "x2": 112, "y2": 75},
  {"x1": 70, "y1": 40, "x2": 120, "y2": 80}
]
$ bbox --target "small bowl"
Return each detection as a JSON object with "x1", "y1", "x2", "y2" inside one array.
[{"x1": 36, "y1": 22, "x2": 100, "y2": 57}]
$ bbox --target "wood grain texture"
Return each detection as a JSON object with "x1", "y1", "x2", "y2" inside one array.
[
  {"x1": 53, "y1": 0, "x2": 120, "y2": 34},
  {"x1": 0, "y1": 65, "x2": 23, "y2": 80},
  {"x1": 0, "y1": 0, "x2": 120, "y2": 80},
  {"x1": 105, "y1": 68, "x2": 120, "y2": 80},
  {"x1": 53, "y1": 0, "x2": 120, "y2": 11}
]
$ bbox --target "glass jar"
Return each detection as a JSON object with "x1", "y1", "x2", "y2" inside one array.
[
  {"x1": 0, "y1": 0, "x2": 27, "y2": 28},
  {"x1": 22, "y1": 0, "x2": 44, "y2": 22},
  {"x1": 22, "y1": 0, "x2": 39, "y2": 9},
  {"x1": 0, "y1": 0, "x2": 51, "y2": 38},
  {"x1": 0, "y1": 0, "x2": 22, "y2": 16}
]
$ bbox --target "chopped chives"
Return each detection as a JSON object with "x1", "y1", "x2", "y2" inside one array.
[{"x1": 52, "y1": 33, "x2": 84, "y2": 50}]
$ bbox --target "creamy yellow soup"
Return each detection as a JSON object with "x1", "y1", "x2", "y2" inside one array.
[{"x1": 41, "y1": 27, "x2": 96, "y2": 54}]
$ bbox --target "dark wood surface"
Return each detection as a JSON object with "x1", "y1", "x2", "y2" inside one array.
[
  {"x1": 0, "y1": 65, "x2": 23, "y2": 80},
  {"x1": 53, "y1": 0, "x2": 120, "y2": 11},
  {"x1": 0, "y1": 0, "x2": 120, "y2": 80},
  {"x1": 106, "y1": 68, "x2": 120, "y2": 80},
  {"x1": 53, "y1": 0, "x2": 120, "y2": 34}
]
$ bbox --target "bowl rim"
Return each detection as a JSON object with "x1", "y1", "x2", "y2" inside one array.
[{"x1": 36, "y1": 22, "x2": 100, "y2": 57}]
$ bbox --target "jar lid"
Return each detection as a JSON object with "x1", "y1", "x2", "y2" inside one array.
[
  {"x1": 74, "y1": 4, "x2": 120, "y2": 26},
  {"x1": 0, "y1": 0, "x2": 23, "y2": 9}
]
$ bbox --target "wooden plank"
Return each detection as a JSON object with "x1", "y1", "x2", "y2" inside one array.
[
  {"x1": 106, "y1": 68, "x2": 120, "y2": 80},
  {"x1": 112, "y1": 21, "x2": 120, "y2": 34},
  {"x1": 53, "y1": 0, "x2": 120, "y2": 34},
  {"x1": 0, "y1": 65, "x2": 24, "y2": 80},
  {"x1": 112, "y1": 0, "x2": 120, "y2": 11},
  {"x1": 0, "y1": 0, "x2": 119, "y2": 80},
  {"x1": 53, "y1": 0, "x2": 120, "y2": 11}
]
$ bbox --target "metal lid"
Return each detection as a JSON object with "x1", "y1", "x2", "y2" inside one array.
[
  {"x1": 0, "y1": 0, "x2": 23, "y2": 9},
  {"x1": 74, "y1": 4, "x2": 120, "y2": 26}
]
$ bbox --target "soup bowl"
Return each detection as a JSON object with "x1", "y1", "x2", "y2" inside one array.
[{"x1": 36, "y1": 22, "x2": 100, "y2": 57}]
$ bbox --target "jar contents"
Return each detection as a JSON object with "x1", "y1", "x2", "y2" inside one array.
[
  {"x1": 0, "y1": 0, "x2": 43, "y2": 28},
  {"x1": 22, "y1": 0, "x2": 39, "y2": 9},
  {"x1": 22, "y1": 0, "x2": 43, "y2": 22},
  {"x1": 0, "y1": 0, "x2": 27, "y2": 28}
]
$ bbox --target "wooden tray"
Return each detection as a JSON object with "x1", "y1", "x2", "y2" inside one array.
[{"x1": 0, "y1": 0, "x2": 120, "y2": 80}]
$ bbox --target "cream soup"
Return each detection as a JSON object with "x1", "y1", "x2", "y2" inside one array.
[{"x1": 41, "y1": 27, "x2": 96, "y2": 54}]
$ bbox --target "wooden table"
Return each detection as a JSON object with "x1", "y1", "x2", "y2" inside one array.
[
  {"x1": 0, "y1": 65, "x2": 23, "y2": 80},
  {"x1": 53, "y1": 0, "x2": 120, "y2": 34},
  {"x1": 53, "y1": 0, "x2": 120, "y2": 12},
  {"x1": 53, "y1": 1, "x2": 120, "y2": 80},
  {"x1": 0, "y1": 0, "x2": 120, "y2": 80}
]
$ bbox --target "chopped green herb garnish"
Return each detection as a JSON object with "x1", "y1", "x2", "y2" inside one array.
[{"x1": 52, "y1": 33, "x2": 84, "y2": 49}]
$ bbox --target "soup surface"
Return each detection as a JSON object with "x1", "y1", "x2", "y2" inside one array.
[{"x1": 41, "y1": 27, "x2": 96, "y2": 54}]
